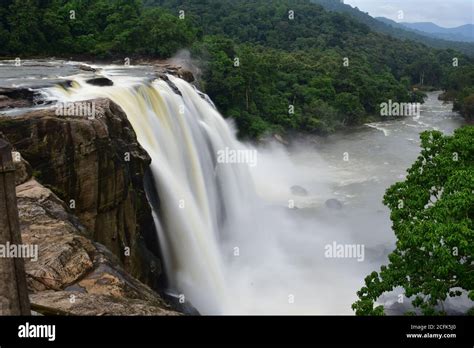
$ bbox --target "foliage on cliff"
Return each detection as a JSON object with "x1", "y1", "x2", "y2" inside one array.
[{"x1": 352, "y1": 126, "x2": 474, "y2": 315}]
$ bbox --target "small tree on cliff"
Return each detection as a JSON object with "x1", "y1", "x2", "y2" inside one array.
[{"x1": 352, "y1": 126, "x2": 474, "y2": 315}]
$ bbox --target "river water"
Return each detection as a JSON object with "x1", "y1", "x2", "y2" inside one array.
[{"x1": 255, "y1": 92, "x2": 466, "y2": 313}]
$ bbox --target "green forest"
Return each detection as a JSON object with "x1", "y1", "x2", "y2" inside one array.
[{"x1": 0, "y1": 0, "x2": 473, "y2": 138}]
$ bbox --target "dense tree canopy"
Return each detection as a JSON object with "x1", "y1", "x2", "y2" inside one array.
[
  {"x1": 353, "y1": 126, "x2": 474, "y2": 315},
  {"x1": 0, "y1": 0, "x2": 196, "y2": 58},
  {"x1": 441, "y1": 66, "x2": 474, "y2": 121},
  {"x1": 0, "y1": 0, "x2": 473, "y2": 137},
  {"x1": 151, "y1": 0, "x2": 474, "y2": 136}
]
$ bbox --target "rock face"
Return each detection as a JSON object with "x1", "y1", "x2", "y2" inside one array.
[
  {"x1": 13, "y1": 156, "x2": 33, "y2": 186},
  {"x1": 16, "y1": 178, "x2": 177, "y2": 316},
  {"x1": 0, "y1": 88, "x2": 37, "y2": 109},
  {"x1": 152, "y1": 63, "x2": 196, "y2": 83},
  {"x1": 0, "y1": 99, "x2": 161, "y2": 287},
  {"x1": 30, "y1": 291, "x2": 178, "y2": 316}
]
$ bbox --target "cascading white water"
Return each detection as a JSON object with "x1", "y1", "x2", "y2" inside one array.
[
  {"x1": 43, "y1": 71, "x2": 263, "y2": 314},
  {"x1": 42, "y1": 67, "x2": 394, "y2": 315}
]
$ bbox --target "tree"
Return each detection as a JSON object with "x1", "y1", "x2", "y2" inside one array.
[
  {"x1": 334, "y1": 92, "x2": 364, "y2": 125},
  {"x1": 7, "y1": 0, "x2": 46, "y2": 55},
  {"x1": 461, "y1": 94, "x2": 474, "y2": 121},
  {"x1": 136, "y1": 7, "x2": 197, "y2": 57},
  {"x1": 40, "y1": 0, "x2": 73, "y2": 54},
  {"x1": 353, "y1": 126, "x2": 474, "y2": 315}
]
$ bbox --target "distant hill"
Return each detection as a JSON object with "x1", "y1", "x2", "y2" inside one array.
[
  {"x1": 378, "y1": 18, "x2": 474, "y2": 44},
  {"x1": 310, "y1": 0, "x2": 474, "y2": 56},
  {"x1": 398, "y1": 22, "x2": 474, "y2": 43}
]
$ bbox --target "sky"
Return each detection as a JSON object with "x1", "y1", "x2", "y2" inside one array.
[{"x1": 343, "y1": 0, "x2": 474, "y2": 28}]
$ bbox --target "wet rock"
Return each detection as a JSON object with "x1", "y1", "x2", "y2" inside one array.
[
  {"x1": 57, "y1": 80, "x2": 74, "y2": 89},
  {"x1": 178, "y1": 69, "x2": 195, "y2": 83},
  {"x1": 0, "y1": 87, "x2": 37, "y2": 109},
  {"x1": 157, "y1": 73, "x2": 182, "y2": 96},
  {"x1": 0, "y1": 87, "x2": 36, "y2": 101},
  {"x1": 86, "y1": 77, "x2": 113, "y2": 86},
  {"x1": 291, "y1": 185, "x2": 309, "y2": 196},
  {"x1": 0, "y1": 95, "x2": 31, "y2": 109},
  {"x1": 325, "y1": 198, "x2": 343, "y2": 210},
  {"x1": 78, "y1": 64, "x2": 97, "y2": 72}
]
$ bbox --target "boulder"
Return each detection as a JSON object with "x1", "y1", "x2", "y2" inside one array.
[
  {"x1": 325, "y1": 198, "x2": 343, "y2": 210},
  {"x1": 78, "y1": 64, "x2": 97, "y2": 72},
  {"x1": 86, "y1": 77, "x2": 113, "y2": 86}
]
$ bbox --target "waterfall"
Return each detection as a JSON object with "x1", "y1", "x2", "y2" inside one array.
[
  {"x1": 38, "y1": 71, "x2": 473, "y2": 315},
  {"x1": 44, "y1": 71, "x2": 261, "y2": 314}
]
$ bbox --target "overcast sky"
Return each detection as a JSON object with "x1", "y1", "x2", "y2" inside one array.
[{"x1": 343, "y1": 0, "x2": 474, "y2": 27}]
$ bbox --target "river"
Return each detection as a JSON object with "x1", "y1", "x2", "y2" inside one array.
[{"x1": 250, "y1": 92, "x2": 466, "y2": 314}]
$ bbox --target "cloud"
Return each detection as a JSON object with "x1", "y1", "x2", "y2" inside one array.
[{"x1": 344, "y1": 0, "x2": 474, "y2": 27}]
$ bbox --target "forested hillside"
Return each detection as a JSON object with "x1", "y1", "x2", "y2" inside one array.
[
  {"x1": 398, "y1": 22, "x2": 474, "y2": 43},
  {"x1": 151, "y1": 0, "x2": 474, "y2": 135},
  {"x1": 1, "y1": 0, "x2": 473, "y2": 138},
  {"x1": 0, "y1": 0, "x2": 196, "y2": 57},
  {"x1": 310, "y1": 0, "x2": 474, "y2": 56}
]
